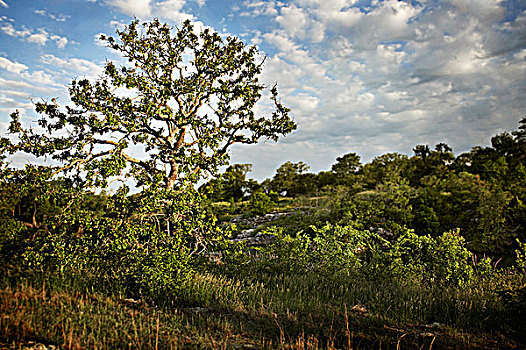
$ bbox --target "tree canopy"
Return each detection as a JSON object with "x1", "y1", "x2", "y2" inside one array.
[{"x1": 4, "y1": 19, "x2": 296, "y2": 191}]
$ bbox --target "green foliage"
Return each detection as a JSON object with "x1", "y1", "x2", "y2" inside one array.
[
  {"x1": 516, "y1": 239, "x2": 526, "y2": 271},
  {"x1": 331, "y1": 152, "x2": 361, "y2": 186},
  {"x1": 2, "y1": 18, "x2": 526, "y2": 345},
  {"x1": 0, "y1": 170, "x2": 218, "y2": 299},
  {"x1": 252, "y1": 223, "x2": 474, "y2": 287},
  {"x1": 7, "y1": 20, "x2": 294, "y2": 191},
  {"x1": 244, "y1": 191, "x2": 274, "y2": 216},
  {"x1": 200, "y1": 164, "x2": 253, "y2": 202},
  {"x1": 270, "y1": 161, "x2": 312, "y2": 196},
  {"x1": 387, "y1": 229, "x2": 474, "y2": 286}
]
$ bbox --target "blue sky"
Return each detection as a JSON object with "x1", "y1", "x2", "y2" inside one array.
[{"x1": 1, "y1": 0, "x2": 525, "y2": 180}]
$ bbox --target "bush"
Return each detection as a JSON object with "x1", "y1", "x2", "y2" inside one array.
[
  {"x1": 251, "y1": 224, "x2": 474, "y2": 287},
  {"x1": 254, "y1": 224, "x2": 388, "y2": 275},
  {"x1": 386, "y1": 229, "x2": 474, "y2": 286},
  {"x1": 0, "y1": 177, "x2": 216, "y2": 302},
  {"x1": 244, "y1": 191, "x2": 274, "y2": 216}
]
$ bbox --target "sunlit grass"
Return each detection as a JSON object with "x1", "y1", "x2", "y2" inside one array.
[{"x1": 1, "y1": 268, "x2": 520, "y2": 349}]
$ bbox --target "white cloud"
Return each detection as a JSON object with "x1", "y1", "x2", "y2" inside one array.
[
  {"x1": 0, "y1": 19, "x2": 70, "y2": 48},
  {"x1": 52, "y1": 35, "x2": 68, "y2": 49},
  {"x1": 103, "y1": 0, "x2": 152, "y2": 18},
  {"x1": 0, "y1": 0, "x2": 524, "y2": 180},
  {"x1": 2, "y1": 90, "x2": 32, "y2": 99},
  {"x1": 240, "y1": 1, "x2": 278, "y2": 17},
  {"x1": 34, "y1": 9, "x2": 70, "y2": 22},
  {"x1": 94, "y1": 32, "x2": 107, "y2": 47},
  {"x1": 102, "y1": 0, "x2": 200, "y2": 24},
  {"x1": 40, "y1": 54, "x2": 102, "y2": 77},
  {"x1": 237, "y1": 0, "x2": 526, "y2": 177},
  {"x1": 0, "y1": 57, "x2": 63, "y2": 89},
  {"x1": 0, "y1": 77, "x2": 37, "y2": 90},
  {"x1": 0, "y1": 22, "x2": 30, "y2": 37},
  {"x1": 0, "y1": 56, "x2": 28, "y2": 74},
  {"x1": 275, "y1": 3, "x2": 324, "y2": 42},
  {"x1": 21, "y1": 70, "x2": 60, "y2": 87},
  {"x1": 0, "y1": 72, "x2": 63, "y2": 115},
  {"x1": 109, "y1": 20, "x2": 126, "y2": 30},
  {"x1": 27, "y1": 31, "x2": 48, "y2": 45},
  {"x1": 154, "y1": 0, "x2": 195, "y2": 22}
]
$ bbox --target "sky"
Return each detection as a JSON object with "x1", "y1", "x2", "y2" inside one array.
[{"x1": 0, "y1": 0, "x2": 525, "y2": 180}]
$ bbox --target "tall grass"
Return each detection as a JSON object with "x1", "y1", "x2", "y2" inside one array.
[
  {"x1": 0, "y1": 267, "x2": 521, "y2": 349},
  {"x1": 180, "y1": 269, "x2": 507, "y2": 331}
]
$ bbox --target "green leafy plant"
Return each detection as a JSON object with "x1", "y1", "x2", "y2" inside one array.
[
  {"x1": 244, "y1": 191, "x2": 274, "y2": 216},
  {"x1": 386, "y1": 229, "x2": 474, "y2": 286}
]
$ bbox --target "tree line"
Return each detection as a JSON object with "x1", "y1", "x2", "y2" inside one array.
[{"x1": 201, "y1": 118, "x2": 526, "y2": 260}]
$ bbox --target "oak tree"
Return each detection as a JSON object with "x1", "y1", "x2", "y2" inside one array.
[{"x1": 7, "y1": 19, "x2": 296, "y2": 191}]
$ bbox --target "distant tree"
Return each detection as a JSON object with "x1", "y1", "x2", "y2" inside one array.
[
  {"x1": 200, "y1": 164, "x2": 252, "y2": 202},
  {"x1": 412, "y1": 172, "x2": 512, "y2": 252},
  {"x1": 512, "y1": 116, "x2": 526, "y2": 145},
  {"x1": 271, "y1": 161, "x2": 310, "y2": 196},
  {"x1": 314, "y1": 170, "x2": 336, "y2": 191},
  {"x1": 331, "y1": 152, "x2": 361, "y2": 177},
  {"x1": 413, "y1": 145, "x2": 431, "y2": 160},
  {"x1": 409, "y1": 143, "x2": 454, "y2": 184},
  {"x1": 491, "y1": 132, "x2": 516, "y2": 157},
  {"x1": 361, "y1": 153, "x2": 409, "y2": 188}
]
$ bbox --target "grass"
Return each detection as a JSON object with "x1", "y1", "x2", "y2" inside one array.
[{"x1": 1, "y1": 268, "x2": 523, "y2": 349}]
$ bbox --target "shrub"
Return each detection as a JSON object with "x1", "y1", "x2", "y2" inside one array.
[
  {"x1": 386, "y1": 229, "x2": 474, "y2": 286},
  {"x1": 244, "y1": 191, "x2": 274, "y2": 216},
  {"x1": 252, "y1": 224, "x2": 474, "y2": 287},
  {"x1": 254, "y1": 224, "x2": 388, "y2": 275}
]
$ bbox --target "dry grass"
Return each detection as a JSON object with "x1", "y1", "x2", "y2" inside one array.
[{"x1": 0, "y1": 271, "x2": 522, "y2": 349}]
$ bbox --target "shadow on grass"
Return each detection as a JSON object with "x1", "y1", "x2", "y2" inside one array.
[{"x1": 1, "y1": 270, "x2": 523, "y2": 349}]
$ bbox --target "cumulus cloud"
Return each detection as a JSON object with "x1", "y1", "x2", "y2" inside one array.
[
  {"x1": 103, "y1": 0, "x2": 152, "y2": 18},
  {"x1": 27, "y1": 30, "x2": 48, "y2": 45},
  {"x1": 40, "y1": 54, "x2": 103, "y2": 77},
  {"x1": 240, "y1": 1, "x2": 278, "y2": 17},
  {"x1": 102, "y1": 0, "x2": 203, "y2": 23},
  {"x1": 1, "y1": 0, "x2": 524, "y2": 180},
  {"x1": 0, "y1": 56, "x2": 28, "y2": 74},
  {"x1": 0, "y1": 22, "x2": 30, "y2": 37},
  {"x1": 51, "y1": 35, "x2": 68, "y2": 48},
  {"x1": 34, "y1": 9, "x2": 70, "y2": 22},
  {"x1": 154, "y1": 0, "x2": 195, "y2": 22},
  {"x1": 0, "y1": 52, "x2": 102, "y2": 117},
  {"x1": 0, "y1": 18, "x2": 70, "y2": 48},
  {"x1": 275, "y1": 3, "x2": 324, "y2": 42},
  {"x1": 0, "y1": 60, "x2": 64, "y2": 115},
  {"x1": 233, "y1": 0, "x2": 525, "y2": 177}
]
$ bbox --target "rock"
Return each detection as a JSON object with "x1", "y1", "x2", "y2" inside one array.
[
  {"x1": 427, "y1": 322, "x2": 442, "y2": 329},
  {"x1": 189, "y1": 307, "x2": 209, "y2": 313},
  {"x1": 351, "y1": 304, "x2": 368, "y2": 314}
]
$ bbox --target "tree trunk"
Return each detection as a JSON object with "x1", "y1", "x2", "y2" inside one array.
[{"x1": 166, "y1": 161, "x2": 178, "y2": 190}]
